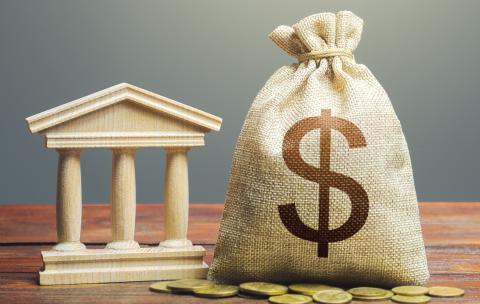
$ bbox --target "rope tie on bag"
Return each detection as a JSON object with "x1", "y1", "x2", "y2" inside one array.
[{"x1": 297, "y1": 48, "x2": 353, "y2": 62}]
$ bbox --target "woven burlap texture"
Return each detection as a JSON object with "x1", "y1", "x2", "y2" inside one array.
[{"x1": 208, "y1": 11, "x2": 429, "y2": 286}]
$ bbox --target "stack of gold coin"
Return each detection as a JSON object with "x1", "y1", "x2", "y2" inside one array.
[
  {"x1": 428, "y1": 286, "x2": 464, "y2": 298},
  {"x1": 149, "y1": 281, "x2": 174, "y2": 293},
  {"x1": 193, "y1": 284, "x2": 239, "y2": 298},
  {"x1": 148, "y1": 279, "x2": 466, "y2": 303},
  {"x1": 391, "y1": 294, "x2": 431, "y2": 303},
  {"x1": 392, "y1": 286, "x2": 430, "y2": 296},
  {"x1": 166, "y1": 279, "x2": 214, "y2": 293},
  {"x1": 239, "y1": 282, "x2": 288, "y2": 298},
  {"x1": 347, "y1": 287, "x2": 393, "y2": 301},
  {"x1": 269, "y1": 294, "x2": 313, "y2": 304},
  {"x1": 313, "y1": 289, "x2": 352, "y2": 304},
  {"x1": 289, "y1": 283, "x2": 343, "y2": 296},
  {"x1": 355, "y1": 291, "x2": 394, "y2": 301},
  {"x1": 390, "y1": 285, "x2": 430, "y2": 303},
  {"x1": 388, "y1": 285, "x2": 465, "y2": 303}
]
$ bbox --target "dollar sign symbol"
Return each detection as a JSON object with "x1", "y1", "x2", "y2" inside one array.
[{"x1": 279, "y1": 109, "x2": 369, "y2": 257}]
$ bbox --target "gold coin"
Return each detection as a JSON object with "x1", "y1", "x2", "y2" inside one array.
[
  {"x1": 391, "y1": 295, "x2": 431, "y2": 303},
  {"x1": 289, "y1": 283, "x2": 343, "y2": 296},
  {"x1": 392, "y1": 286, "x2": 429, "y2": 296},
  {"x1": 166, "y1": 279, "x2": 214, "y2": 292},
  {"x1": 347, "y1": 287, "x2": 389, "y2": 297},
  {"x1": 149, "y1": 281, "x2": 173, "y2": 293},
  {"x1": 240, "y1": 282, "x2": 288, "y2": 296},
  {"x1": 193, "y1": 284, "x2": 239, "y2": 298},
  {"x1": 428, "y1": 286, "x2": 464, "y2": 297},
  {"x1": 269, "y1": 294, "x2": 313, "y2": 304},
  {"x1": 354, "y1": 290, "x2": 394, "y2": 301},
  {"x1": 312, "y1": 290, "x2": 352, "y2": 304}
]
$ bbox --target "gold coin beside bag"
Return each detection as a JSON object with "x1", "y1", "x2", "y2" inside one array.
[{"x1": 149, "y1": 279, "x2": 464, "y2": 303}]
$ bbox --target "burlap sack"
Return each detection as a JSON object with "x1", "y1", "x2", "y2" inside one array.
[{"x1": 209, "y1": 11, "x2": 429, "y2": 286}]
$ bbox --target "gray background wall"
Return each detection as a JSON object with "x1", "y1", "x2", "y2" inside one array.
[{"x1": 1, "y1": 0, "x2": 479, "y2": 204}]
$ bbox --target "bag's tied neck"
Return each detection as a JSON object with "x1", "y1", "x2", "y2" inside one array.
[
  {"x1": 297, "y1": 48, "x2": 353, "y2": 62},
  {"x1": 269, "y1": 11, "x2": 363, "y2": 63}
]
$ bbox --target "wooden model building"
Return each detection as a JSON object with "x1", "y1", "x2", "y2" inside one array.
[{"x1": 25, "y1": 83, "x2": 222, "y2": 285}]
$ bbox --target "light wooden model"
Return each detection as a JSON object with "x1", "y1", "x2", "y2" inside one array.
[{"x1": 26, "y1": 83, "x2": 222, "y2": 285}]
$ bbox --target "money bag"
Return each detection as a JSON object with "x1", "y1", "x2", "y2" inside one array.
[{"x1": 209, "y1": 11, "x2": 429, "y2": 286}]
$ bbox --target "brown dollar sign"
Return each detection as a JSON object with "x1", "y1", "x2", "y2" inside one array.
[{"x1": 280, "y1": 109, "x2": 369, "y2": 257}]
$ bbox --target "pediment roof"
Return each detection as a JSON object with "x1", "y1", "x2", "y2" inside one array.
[{"x1": 26, "y1": 83, "x2": 222, "y2": 133}]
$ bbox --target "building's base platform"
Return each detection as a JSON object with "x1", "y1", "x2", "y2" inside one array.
[{"x1": 39, "y1": 245, "x2": 208, "y2": 285}]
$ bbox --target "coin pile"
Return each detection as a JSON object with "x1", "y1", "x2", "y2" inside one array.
[
  {"x1": 149, "y1": 279, "x2": 465, "y2": 303},
  {"x1": 150, "y1": 279, "x2": 238, "y2": 298},
  {"x1": 346, "y1": 287, "x2": 392, "y2": 302}
]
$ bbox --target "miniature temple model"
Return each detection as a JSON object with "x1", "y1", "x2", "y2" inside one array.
[{"x1": 26, "y1": 83, "x2": 222, "y2": 285}]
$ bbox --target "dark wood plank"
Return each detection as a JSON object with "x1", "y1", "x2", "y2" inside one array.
[
  {"x1": 0, "y1": 272, "x2": 269, "y2": 304},
  {"x1": 0, "y1": 203, "x2": 479, "y2": 303},
  {"x1": 0, "y1": 272, "x2": 478, "y2": 303}
]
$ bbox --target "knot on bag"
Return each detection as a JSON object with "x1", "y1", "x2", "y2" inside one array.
[{"x1": 269, "y1": 11, "x2": 363, "y2": 62}]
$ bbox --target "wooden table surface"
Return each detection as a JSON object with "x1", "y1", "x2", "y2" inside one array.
[{"x1": 0, "y1": 202, "x2": 478, "y2": 303}]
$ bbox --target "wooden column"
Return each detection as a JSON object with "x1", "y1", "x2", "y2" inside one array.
[
  {"x1": 106, "y1": 148, "x2": 139, "y2": 250},
  {"x1": 53, "y1": 149, "x2": 86, "y2": 251},
  {"x1": 160, "y1": 147, "x2": 192, "y2": 248}
]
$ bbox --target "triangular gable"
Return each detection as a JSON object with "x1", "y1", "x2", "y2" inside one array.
[{"x1": 26, "y1": 83, "x2": 222, "y2": 133}]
